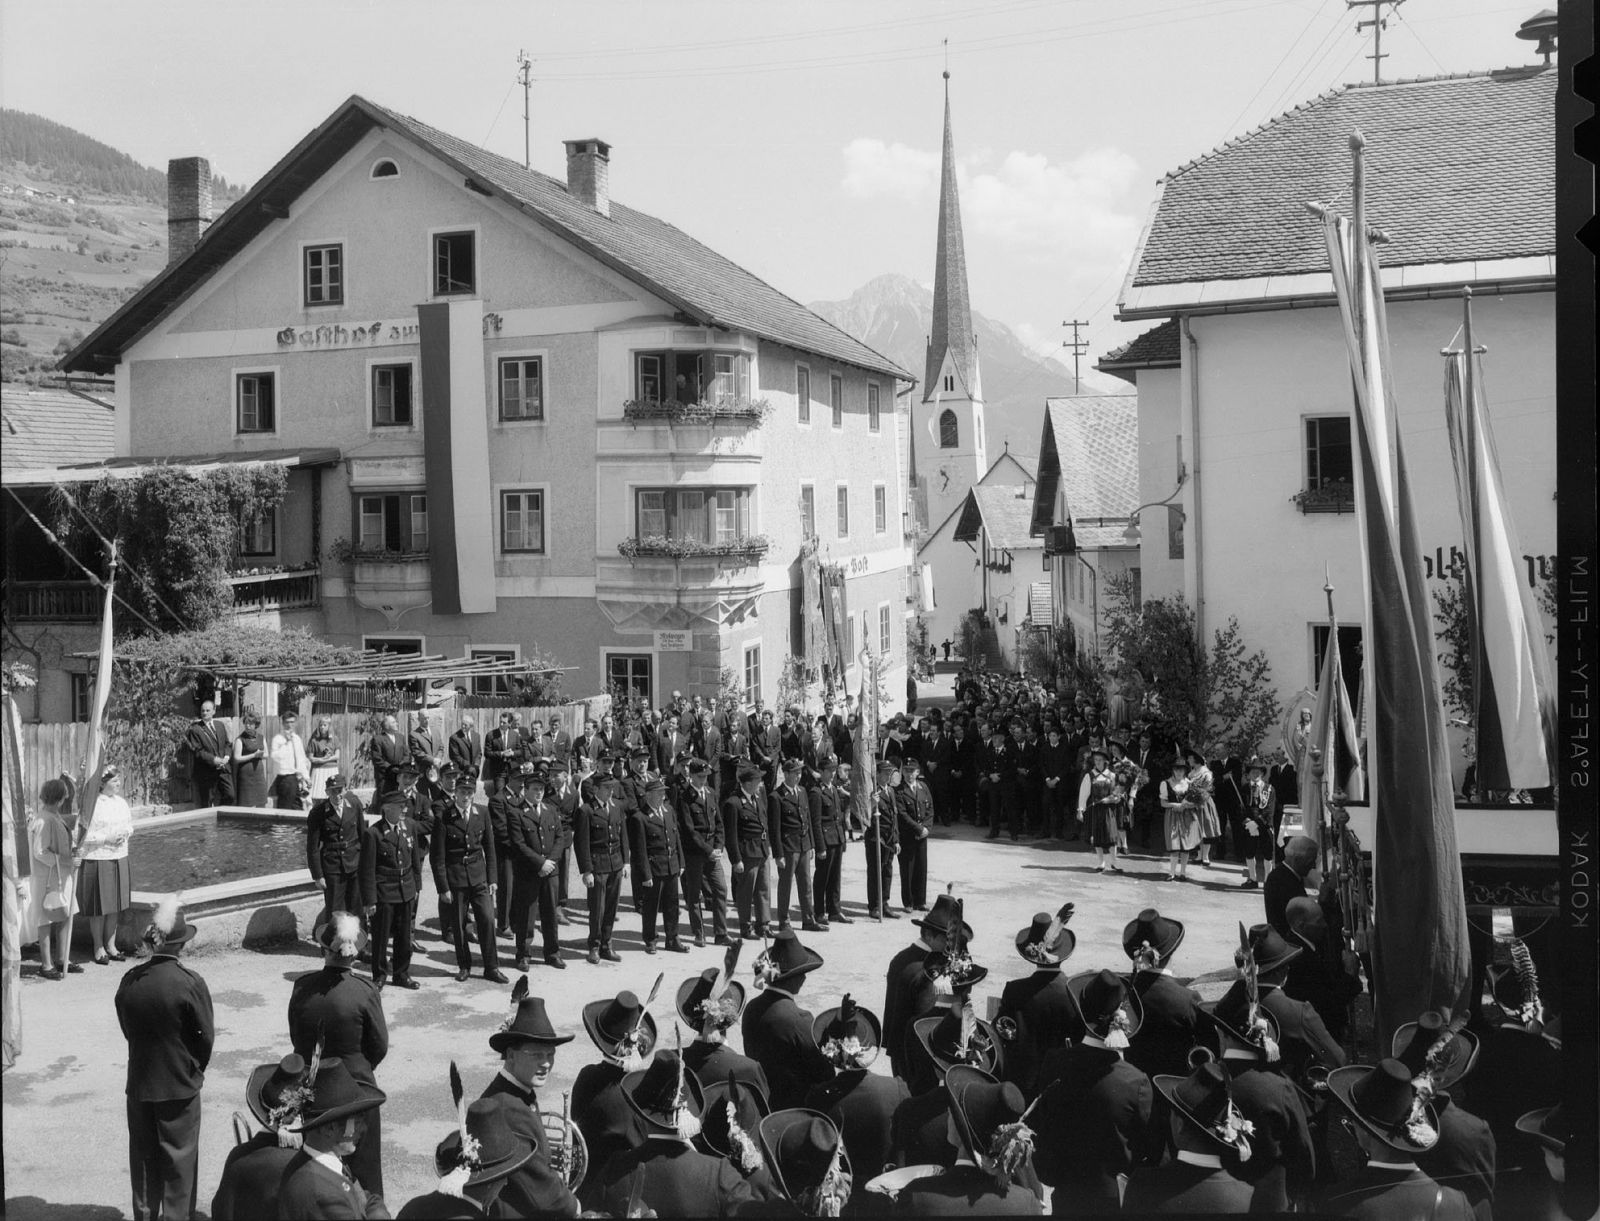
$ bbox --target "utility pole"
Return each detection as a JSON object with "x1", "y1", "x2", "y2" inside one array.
[
  {"x1": 1346, "y1": 0, "x2": 1403, "y2": 85},
  {"x1": 518, "y1": 50, "x2": 534, "y2": 170},
  {"x1": 1061, "y1": 319, "x2": 1089, "y2": 394}
]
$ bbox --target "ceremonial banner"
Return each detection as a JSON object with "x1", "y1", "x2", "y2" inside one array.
[
  {"x1": 801, "y1": 549, "x2": 827, "y2": 668},
  {"x1": 1443, "y1": 352, "x2": 1556, "y2": 791},
  {"x1": 1322, "y1": 208, "x2": 1470, "y2": 1041},
  {"x1": 822, "y1": 565, "x2": 849, "y2": 677},
  {"x1": 1298, "y1": 616, "x2": 1366, "y2": 836},
  {"x1": 75, "y1": 543, "x2": 118, "y2": 837},
  {"x1": 2, "y1": 685, "x2": 26, "y2": 1067}
]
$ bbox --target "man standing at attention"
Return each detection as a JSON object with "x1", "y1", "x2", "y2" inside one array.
[
  {"x1": 306, "y1": 774, "x2": 365, "y2": 939},
  {"x1": 369, "y1": 714, "x2": 408, "y2": 798},
  {"x1": 268, "y1": 710, "x2": 311, "y2": 810},
  {"x1": 360, "y1": 792, "x2": 421, "y2": 989},
  {"x1": 184, "y1": 699, "x2": 232, "y2": 807},
  {"x1": 448, "y1": 714, "x2": 482, "y2": 787}
]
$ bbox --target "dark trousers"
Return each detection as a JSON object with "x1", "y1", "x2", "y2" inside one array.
[
  {"x1": 1042, "y1": 782, "x2": 1071, "y2": 837},
  {"x1": 898, "y1": 836, "x2": 928, "y2": 908},
  {"x1": 587, "y1": 869, "x2": 623, "y2": 949},
  {"x1": 974, "y1": 777, "x2": 993, "y2": 825},
  {"x1": 640, "y1": 873, "x2": 681, "y2": 946},
  {"x1": 370, "y1": 898, "x2": 413, "y2": 981},
  {"x1": 495, "y1": 842, "x2": 515, "y2": 930},
  {"x1": 557, "y1": 847, "x2": 573, "y2": 905},
  {"x1": 813, "y1": 843, "x2": 845, "y2": 918},
  {"x1": 864, "y1": 837, "x2": 895, "y2": 915},
  {"x1": 733, "y1": 856, "x2": 771, "y2": 933},
  {"x1": 776, "y1": 847, "x2": 815, "y2": 926},
  {"x1": 444, "y1": 881, "x2": 499, "y2": 972},
  {"x1": 682, "y1": 851, "x2": 729, "y2": 941},
  {"x1": 270, "y1": 774, "x2": 303, "y2": 810},
  {"x1": 191, "y1": 767, "x2": 233, "y2": 809},
  {"x1": 316, "y1": 869, "x2": 363, "y2": 935},
  {"x1": 514, "y1": 869, "x2": 561, "y2": 961},
  {"x1": 127, "y1": 1094, "x2": 201, "y2": 1221},
  {"x1": 988, "y1": 782, "x2": 1020, "y2": 838},
  {"x1": 930, "y1": 780, "x2": 955, "y2": 825}
]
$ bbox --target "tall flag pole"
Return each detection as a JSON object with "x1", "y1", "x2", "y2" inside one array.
[
  {"x1": 1312, "y1": 132, "x2": 1471, "y2": 1042},
  {"x1": 1442, "y1": 291, "x2": 1556, "y2": 792},
  {"x1": 75, "y1": 539, "x2": 119, "y2": 842}
]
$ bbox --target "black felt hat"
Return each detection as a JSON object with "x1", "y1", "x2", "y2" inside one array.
[
  {"x1": 621, "y1": 1051, "x2": 705, "y2": 1135},
  {"x1": 1516, "y1": 1104, "x2": 1567, "y2": 1154},
  {"x1": 758, "y1": 1109, "x2": 851, "y2": 1205},
  {"x1": 582, "y1": 990, "x2": 658, "y2": 1064},
  {"x1": 490, "y1": 995, "x2": 575, "y2": 1052},
  {"x1": 434, "y1": 1096, "x2": 537, "y2": 1188},
  {"x1": 1391, "y1": 1012, "x2": 1479, "y2": 1090},
  {"x1": 811, "y1": 994, "x2": 882, "y2": 1068},
  {"x1": 700, "y1": 1073, "x2": 770, "y2": 1164},
  {"x1": 1327, "y1": 1059, "x2": 1441, "y2": 1155},
  {"x1": 1152, "y1": 1060, "x2": 1254, "y2": 1157},
  {"x1": 913, "y1": 1000, "x2": 1000, "y2": 1076},
  {"x1": 944, "y1": 1066, "x2": 1027, "y2": 1160},
  {"x1": 1122, "y1": 908, "x2": 1185, "y2": 965},
  {"x1": 915, "y1": 891, "x2": 974, "y2": 943},
  {"x1": 1202, "y1": 995, "x2": 1282, "y2": 1062},
  {"x1": 1015, "y1": 906, "x2": 1076, "y2": 968},
  {"x1": 1066, "y1": 969, "x2": 1145, "y2": 1043},
  {"x1": 245, "y1": 1054, "x2": 311, "y2": 1129},
  {"x1": 754, "y1": 929, "x2": 823, "y2": 988},
  {"x1": 1240, "y1": 923, "x2": 1302, "y2": 975},
  {"x1": 676, "y1": 966, "x2": 746, "y2": 1031},
  {"x1": 292, "y1": 1057, "x2": 386, "y2": 1130}
]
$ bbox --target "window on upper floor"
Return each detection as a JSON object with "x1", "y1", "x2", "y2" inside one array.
[
  {"x1": 632, "y1": 350, "x2": 750, "y2": 406},
  {"x1": 635, "y1": 487, "x2": 752, "y2": 543},
  {"x1": 237, "y1": 373, "x2": 276, "y2": 433},
  {"x1": 433, "y1": 231, "x2": 476, "y2": 295},
  {"x1": 879, "y1": 603, "x2": 892, "y2": 654},
  {"x1": 69, "y1": 673, "x2": 91, "y2": 723},
  {"x1": 358, "y1": 492, "x2": 429, "y2": 553},
  {"x1": 499, "y1": 357, "x2": 544, "y2": 421},
  {"x1": 830, "y1": 373, "x2": 844, "y2": 427},
  {"x1": 743, "y1": 643, "x2": 761, "y2": 706},
  {"x1": 874, "y1": 485, "x2": 887, "y2": 534},
  {"x1": 939, "y1": 409, "x2": 959, "y2": 449},
  {"x1": 240, "y1": 508, "x2": 276, "y2": 557},
  {"x1": 944, "y1": 375, "x2": 955, "y2": 393},
  {"x1": 796, "y1": 365, "x2": 811, "y2": 425},
  {"x1": 799, "y1": 484, "x2": 815, "y2": 539},
  {"x1": 470, "y1": 647, "x2": 517, "y2": 697},
  {"x1": 836, "y1": 486, "x2": 850, "y2": 538},
  {"x1": 708, "y1": 352, "x2": 752, "y2": 406},
  {"x1": 500, "y1": 490, "x2": 546, "y2": 554},
  {"x1": 304, "y1": 244, "x2": 343, "y2": 306},
  {"x1": 868, "y1": 382, "x2": 881, "y2": 432},
  {"x1": 1301, "y1": 416, "x2": 1355, "y2": 513},
  {"x1": 372, "y1": 363, "x2": 414, "y2": 427}
]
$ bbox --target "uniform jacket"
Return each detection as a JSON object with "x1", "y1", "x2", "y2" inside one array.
[
  {"x1": 307, "y1": 791, "x2": 368, "y2": 878},
  {"x1": 723, "y1": 789, "x2": 771, "y2": 862},
  {"x1": 766, "y1": 781, "x2": 813, "y2": 856},
  {"x1": 883, "y1": 942, "x2": 936, "y2": 1076},
  {"x1": 1224, "y1": 1061, "x2": 1316, "y2": 1200},
  {"x1": 1216, "y1": 979, "x2": 1347, "y2": 1079},
  {"x1": 575, "y1": 798, "x2": 630, "y2": 875},
  {"x1": 429, "y1": 802, "x2": 496, "y2": 892},
  {"x1": 895, "y1": 779, "x2": 934, "y2": 841},
  {"x1": 1035, "y1": 1043, "x2": 1156, "y2": 1200},
  {"x1": 1310, "y1": 1164, "x2": 1475, "y2": 1220},
  {"x1": 115, "y1": 954, "x2": 214, "y2": 1101},
  {"x1": 804, "y1": 1068, "x2": 911, "y2": 1182},
  {"x1": 360, "y1": 816, "x2": 422, "y2": 906},
  {"x1": 1418, "y1": 1094, "x2": 1497, "y2": 1221},
  {"x1": 1122, "y1": 1159, "x2": 1258, "y2": 1215},
  {"x1": 996, "y1": 968, "x2": 1080, "y2": 1099},
  {"x1": 982, "y1": 739, "x2": 1018, "y2": 785},
  {"x1": 682, "y1": 1040, "x2": 769, "y2": 1099},
  {"x1": 619, "y1": 772, "x2": 653, "y2": 818},
  {"x1": 571, "y1": 1060, "x2": 644, "y2": 1200},
  {"x1": 275, "y1": 1150, "x2": 382, "y2": 1220},
  {"x1": 1126, "y1": 970, "x2": 1205, "y2": 1081},
  {"x1": 210, "y1": 1129, "x2": 297, "y2": 1221},
  {"x1": 741, "y1": 987, "x2": 834, "y2": 1111},
  {"x1": 895, "y1": 1162, "x2": 1043, "y2": 1216},
  {"x1": 892, "y1": 1085, "x2": 958, "y2": 1169},
  {"x1": 630, "y1": 803, "x2": 685, "y2": 878},
  {"x1": 508, "y1": 797, "x2": 564, "y2": 874},
  {"x1": 867, "y1": 787, "x2": 900, "y2": 848},
  {"x1": 674, "y1": 783, "x2": 723, "y2": 857},
  {"x1": 478, "y1": 1072, "x2": 581, "y2": 1219},
  {"x1": 596, "y1": 1139, "x2": 754, "y2": 1219},
  {"x1": 447, "y1": 728, "x2": 482, "y2": 779},
  {"x1": 288, "y1": 964, "x2": 389, "y2": 1081},
  {"x1": 808, "y1": 784, "x2": 848, "y2": 850}
]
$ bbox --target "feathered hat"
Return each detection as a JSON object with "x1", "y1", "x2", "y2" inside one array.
[
  {"x1": 143, "y1": 893, "x2": 197, "y2": 949},
  {"x1": 434, "y1": 1071, "x2": 537, "y2": 1199},
  {"x1": 584, "y1": 982, "x2": 660, "y2": 1071}
]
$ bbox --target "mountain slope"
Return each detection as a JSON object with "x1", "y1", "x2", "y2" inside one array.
[{"x1": 808, "y1": 273, "x2": 1121, "y2": 462}]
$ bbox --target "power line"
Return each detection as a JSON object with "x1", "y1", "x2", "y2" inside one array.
[
  {"x1": 53, "y1": 485, "x2": 194, "y2": 632},
  {"x1": 1389, "y1": 2, "x2": 1447, "y2": 75},
  {"x1": 1345, "y1": 0, "x2": 1405, "y2": 84},
  {"x1": 1222, "y1": 0, "x2": 1336, "y2": 140}
]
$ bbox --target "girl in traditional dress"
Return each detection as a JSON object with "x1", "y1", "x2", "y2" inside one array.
[
  {"x1": 1160, "y1": 757, "x2": 1200, "y2": 881},
  {"x1": 1183, "y1": 748, "x2": 1221, "y2": 867},
  {"x1": 307, "y1": 715, "x2": 340, "y2": 800},
  {"x1": 1109, "y1": 739, "x2": 1137, "y2": 854},
  {"x1": 1077, "y1": 746, "x2": 1122, "y2": 873},
  {"x1": 28, "y1": 775, "x2": 80, "y2": 979}
]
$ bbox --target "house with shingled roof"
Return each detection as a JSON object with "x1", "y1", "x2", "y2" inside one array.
[
  {"x1": 44, "y1": 94, "x2": 916, "y2": 713},
  {"x1": 1106, "y1": 60, "x2": 1556, "y2": 751}
]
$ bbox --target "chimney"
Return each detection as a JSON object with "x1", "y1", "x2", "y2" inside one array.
[
  {"x1": 563, "y1": 138, "x2": 611, "y2": 217},
  {"x1": 167, "y1": 156, "x2": 213, "y2": 264}
]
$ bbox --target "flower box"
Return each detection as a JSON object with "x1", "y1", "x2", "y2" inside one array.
[
  {"x1": 617, "y1": 535, "x2": 771, "y2": 565},
  {"x1": 621, "y1": 397, "x2": 772, "y2": 426},
  {"x1": 1291, "y1": 482, "x2": 1356, "y2": 515}
]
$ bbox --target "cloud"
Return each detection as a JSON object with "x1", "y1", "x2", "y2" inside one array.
[{"x1": 841, "y1": 138, "x2": 940, "y2": 201}]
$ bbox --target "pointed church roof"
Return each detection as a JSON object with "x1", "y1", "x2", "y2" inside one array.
[{"x1": 923, "y1": 74, "x2": 977, "y2": 403}]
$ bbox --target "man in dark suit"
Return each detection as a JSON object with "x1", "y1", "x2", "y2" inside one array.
[
  {"x1": 306, "y1": 774, "x2": 366, "y2": 938},
  {"x1": 919, "y1": 719, "x2": 956, "y2": 826},
  {"x1": 368, "y1": 714, "x2": 408, "y2": 798},
  {"x1": 273, "y1": 1059, "x2": 388, "y2": 1219},
  {"x1": 982, "y1": 725, "x2": 1019, "y2": 840},
  {"x1": 1123, "y1": 1061, "x2": 1259, "y2": 1214},
  {"x1": 1214, "y1": 924, "x2": 1347, "y2": 1083},
  {"x1": 573, "y1": 991, "x2": 655, "y2": 1210},
  {"x1": 115, "y1": 899, "x2": 214, "y2": 1221},
  {"x1": 430, "y1": 776, "x2": 504, "y2": 983},
  {"x1": 447, "y1": 715, "x2": 482, "y2": 784},
  {"x1": 804, "y1": 995, "x2": 909, "y2": 1183},
  {"x1": 576, "y1": 768, "x2": 630, "y2": 964},
  {"x1": 865, "y1": 759, "x2": 900, "y2": 919},
  {"x1": 678, "y1": 963, "x2": 768, "y2": 1096},
  {"x1": 488, "y1": 764, "x2": 528, "y2": 935},
  {"x1": 741, "y1": 930, "x2": 834, "y2": 1111},
  {"x1": 950, "y1": 719, "x2": 980, "y2": 825},
  {"x1": 508, "y1": 769, "x2": 566, "y2": 970},
  {"x1": 768, "y1": 757, "x2": 818, "y2": 932},
  {"x1": 184, "y1": 699, "x2": 233, "y2": 807},
  {"x1": 632, "y1": 775, "x2": 687, "y2": 954},
  {"x1": 808, "y1": 759, "x2": 850, "y2": 928},
  {"x1": 1038, "y1": 724, "x2": 1074, "y2": 839},
  {"x1": 997, "y1": 907, "x2": 1079, "y2": 1099},
  {"x1": 676, "y1": 758, "x2": 730, "y2": 948},
  {"x1": 479, "y1": 993, "x2": 580, "y2": 1219},
  {"x1": 1265, "y1": 835, "x2": 1324, "y2": 935},
  {"x1": 724, "y1": 762, "x2": 773, "y2": 940},
  {"x1": 545, "y1": 713, "x2": 574, "y2": 769},
  {"x1": 1122, "y1": 907, "x2": 1205, "y2": 1081},
  {"x1": 407, "y1": 707, "x2": 442, "y2": 775},
  {"x1": 287, "y1": 912, "x2": 390, "y2": 1196},
  {"x1": 895, "y1": 1066, "x2": 1044, "y2": 1216},
  {"x1": 1239, "y1": 754, "x2": 1277, "y2": 888},
  {"x1": 895, "y1": 757, "x2": 934, "y2": 911},
  {"x1": 360, "y1": 791, "x2": 422, "y2": 989}
]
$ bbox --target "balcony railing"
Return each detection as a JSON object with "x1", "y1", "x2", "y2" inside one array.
[
  {"x1": 621, "y1": 397, "x2": 772, "y2": 426},
  {"x1": 617, "y1": 535, "x2": 771, "y2": 566},
  {"x1": 1292, "y1": 481, "x2": 1357, "y2": 515},
  {"x1": 3, "y1": 580, "x2": 101, "y2": 622},
  {"x1": 227, "y1": 568, "x2": 321, "y2": 613}
]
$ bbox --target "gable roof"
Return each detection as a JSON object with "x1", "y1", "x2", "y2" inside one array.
[
  {"x1": 1124, "y1": 68, "x2": 1555, "y2": 302},
  {"x1": 1030, "y1": 395, "x2": 1139, "y2": 546},
  {"x1": 1, "y1": 386, "x2": 115, "y2": 477},
  {"x1": 63, "y1": 95, "x2": 911, "y2": 383},
  {"x1": 1097, "y1": 320, "x2": 1180, "y2": 383},
  {"x1": 953, "y1": 484, "x2": 1041, "y2": 553}
]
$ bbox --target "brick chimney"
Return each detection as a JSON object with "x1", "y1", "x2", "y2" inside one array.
[
  {"x1": 563, "y1": 139, "x2": 611, "y2": 218},
  {"x1": 167, "y1": 156, "x2": 213, "y2": 264}
]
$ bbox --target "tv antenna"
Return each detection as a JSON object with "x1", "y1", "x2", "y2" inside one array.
[
  {"x1": 518, "y1": 50, "x2": 534, "y2": 170},
  {"x1": 1346, "y1": 0, "x2": 1404, "y2": 84},
  {"x1": 1061, "y1": 319, "x2": 1089, "y2": 394}
]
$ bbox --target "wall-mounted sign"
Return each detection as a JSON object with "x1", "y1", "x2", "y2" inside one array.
[{"x1": 655, "y1": 630, "x2": 694, "y2": 652}]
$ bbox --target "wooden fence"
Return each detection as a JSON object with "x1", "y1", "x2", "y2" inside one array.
[{"x1": 14, "y1": 696, "x2": 611, "y2": 808}]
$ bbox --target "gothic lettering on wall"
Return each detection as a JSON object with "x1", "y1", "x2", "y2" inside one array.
[
  {"x1": 275, "y1": 322, "x2": 420, "y2": 349},
  {"x1": 1423, "y1": 545, "x2": 1555, "y2": 590}
]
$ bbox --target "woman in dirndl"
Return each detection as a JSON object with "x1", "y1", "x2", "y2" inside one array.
[
  {"x1": 28, "y1": 774, "x2": 81, "y2": 978},
  {"x1": 1108, "y1": 739, "x2": 1136, "y2": 853},
  {"x1": 306, "y1": 715, "x2": 340, "y2": 800},
  {"x1": 1077, "y1": 746, "x2": 1122, "y2": 873},
  {"x1": 76, "y1": 765, "x2": 133, "y2": 964},
  {"x1": 1160, "y1": 757, "x2": 1200, "y2": 881},
  {"x1": 1183, "y1": 748, "x2": 1222, "y2": 867}
]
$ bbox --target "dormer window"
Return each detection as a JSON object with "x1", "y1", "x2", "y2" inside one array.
[{"x1": 371, "y1": 159, "x2": 399, "y2": 179}]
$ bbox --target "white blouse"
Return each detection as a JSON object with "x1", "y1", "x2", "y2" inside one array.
[{"x1": 80, "y1": 792, "x2": 133, "y2": 861}]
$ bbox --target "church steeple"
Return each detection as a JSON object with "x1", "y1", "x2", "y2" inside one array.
[{"x1": 925, "y1": 70, "x2": 978, "y2": 404}]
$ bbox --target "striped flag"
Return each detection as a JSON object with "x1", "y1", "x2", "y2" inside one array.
[
  {"x1": 1321, "y1": 210, "x2": 1470, "y2": 1041},
  {"x1": 1442, "y1": 352, "x2": 1556, "y2": 791},
  {"x1": 1298, "y1": 616, "x2": 1366, "y2": 831}
]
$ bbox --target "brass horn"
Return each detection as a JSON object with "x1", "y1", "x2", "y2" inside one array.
[
  {"x1": 1302, "y1": 1064, "x2": 1332, "y2": 1093},
  {"x1": 995, "y1": 1016, "x2": 1019, "y2": 1043},
  {"x1": 1187, "y1": 1044, "x2": 1217, "y2": 1069}
]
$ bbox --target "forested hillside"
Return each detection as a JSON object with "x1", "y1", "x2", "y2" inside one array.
[{"x1": 0, "y1": 109, "x2": 245, "y2": 202}]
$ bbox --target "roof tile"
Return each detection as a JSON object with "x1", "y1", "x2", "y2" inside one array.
[{"x1": 1, "y1": 388, "x2": 114, "y2": 476}]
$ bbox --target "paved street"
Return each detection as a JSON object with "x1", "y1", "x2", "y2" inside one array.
[{"x1": 2, "y1": 790, "x2": 1266, "y2": 1218}]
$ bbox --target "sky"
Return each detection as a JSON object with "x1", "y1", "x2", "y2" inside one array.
[{"x1": 0, "y1": 0, "x2": 1542, "y2": 363}]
